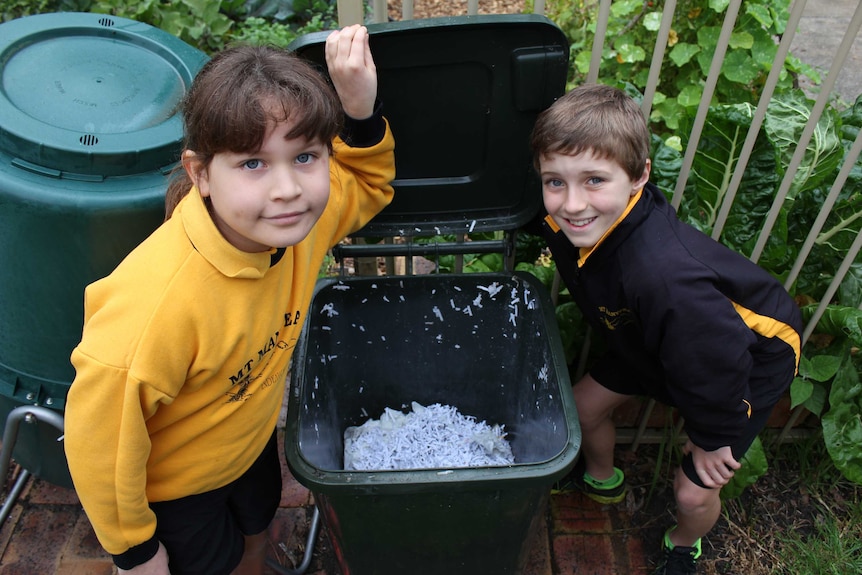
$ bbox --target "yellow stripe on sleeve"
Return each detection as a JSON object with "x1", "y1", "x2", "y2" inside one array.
[{"x1": 732, "y1": 302, "x2": 802, "y2": 372}]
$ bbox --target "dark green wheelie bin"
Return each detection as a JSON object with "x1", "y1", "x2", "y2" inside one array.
[
  {"x1": 284, "y1": 15, "x2": 580, "y2": 575},
  {"x1": 0, "y1": 12, "x2": 207, "y2": 488}
]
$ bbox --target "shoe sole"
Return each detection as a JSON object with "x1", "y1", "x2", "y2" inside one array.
[
  {"x1": 553, "y1": 477, "x2": 627, "y2": 504},
  {"x1": 582, "y1": 488, "x2": 626, "y2": 505}
]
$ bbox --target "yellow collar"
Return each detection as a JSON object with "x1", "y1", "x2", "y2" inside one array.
[
  {"x1": 577, "y1": 188, "x2": 643, "y2": 267},
  {"x1": 179, "y1": 187, "x2": 279, "y2": 279}
]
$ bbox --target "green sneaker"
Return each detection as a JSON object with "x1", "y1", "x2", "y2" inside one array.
[
  {"x1": 654, "y1": 528, "x2": 701, "y2": 575},
  {"x1": 576, "y1": 467, "x2": 627, "y2": 504},
  {"x1": 554, "y1": 459, "x2": 626, "y2": 504}
]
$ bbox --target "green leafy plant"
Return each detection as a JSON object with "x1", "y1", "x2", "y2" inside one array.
[
  {"x1": 796, "y1": 305, "x2": 862, "y2": 484},
  {"x1": 8, "y1": 0, "x2": 337, "y2": 52},
  {"x1": 545, "y1": 0, "x2": 820, "y2": 135},
  {"x1": 233, "y1": 0, "x2": 336, "y2": 46},
  {"x1": 1, "y1": 0, "x2": 90, "y2": 21},
  {"x1": 722, "y1": 435, "x2": 768, "y2": 500},
  {"x1": 88, "y1": 0, "x2": 238, "y2": 52}
]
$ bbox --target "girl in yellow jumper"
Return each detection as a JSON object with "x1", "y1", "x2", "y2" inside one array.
[{"x1": 64, "y1": 25, "x2": 395, "y2": 575}]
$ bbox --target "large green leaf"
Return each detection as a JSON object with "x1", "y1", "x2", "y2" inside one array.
[
  {"x1": 721, "y1": 50, "x2": 758, "y2": 84},
  {"x1": 669, "y1": 42, "x2": 701, "y2": 67},
  {"x1": 802, "y1": 304, "x2": 862, "y2": 347},
  {"x1": 721, "y1": 435, "x2": 768, "y2": 500},
  {"x1": 764, "y1": 91, "x2": 844, "y2": 201},
  {"x1": 642, "y1": 11, "x2": 663, "y2": 32},
  {"x1": 745, "y1": 3, "x2": 773, "y2": 29},
  {"x1": 790, "y1": 377, "x2": 813, "y2": 409},
  {"x1": 822, "y1": 346, "x2": 862, "y2": 484},
  {"x1": 679, "y1": 103, "x2": 779, "y2": 252},
  {"x1": 801, "y1": 354, "x2": 843, "y2": 383},
  {"x1": 728, "y1": 31, "x2": 754, "y2": 50},
  {"x1": 610, "y1": 0, "x2": 642, "y2": 18},
  {"x1": 709, "y1": 0, "x2": 731, "y2": 13}
]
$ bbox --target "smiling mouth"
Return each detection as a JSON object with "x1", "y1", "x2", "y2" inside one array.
[{"x1": 566, "y1": 216, "x2": 596, "y2": 228}]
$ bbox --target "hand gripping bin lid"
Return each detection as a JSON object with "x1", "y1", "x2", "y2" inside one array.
[
  {"x1": 284, "y1": 15, "x2": 580, "y2": 575},
  {"x1": 0, "y1": 12, "x2": 207, "y2": 486}
]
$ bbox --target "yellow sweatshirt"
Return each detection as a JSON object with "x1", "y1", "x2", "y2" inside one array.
[{"x1": 64, "y1": 125, "x2": 394, "y2": 559}]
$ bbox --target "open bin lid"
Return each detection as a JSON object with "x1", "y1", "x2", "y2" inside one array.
[{"x1": 290, "y1": 14, "x2": 569, "y2": 237}]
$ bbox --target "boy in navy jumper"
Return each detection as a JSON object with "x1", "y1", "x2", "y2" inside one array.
[{"x1": 528, "y1": 84, "x2": 802, "y2": 574}]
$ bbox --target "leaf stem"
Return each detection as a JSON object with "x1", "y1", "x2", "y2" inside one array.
[{"x1": 816, "y1": 211, "x2": 862, "y2": 245}]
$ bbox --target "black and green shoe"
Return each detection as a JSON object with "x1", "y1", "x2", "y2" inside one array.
[
  {"x1": 554, "y1": 459, "x2": 627, "y2": 504},
  {"x1": 654, "y1": 528, "x2": 701, "y2": 575}
]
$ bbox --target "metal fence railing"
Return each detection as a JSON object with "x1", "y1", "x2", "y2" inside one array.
[{"x1": 332, "y1": 0, "x2": 862, "y2": 447}]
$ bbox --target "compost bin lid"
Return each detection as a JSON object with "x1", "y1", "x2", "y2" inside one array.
[
  {"x1": 290, "y1": 14, "x2": 569, "y2": 236},
  {"x1": 0, "y1": 12, "x2": 207, "y2": 178}
]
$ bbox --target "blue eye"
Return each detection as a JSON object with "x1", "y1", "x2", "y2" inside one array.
[
  {"x1": 296, "y1": 153, "x2": 313, "y2": 165},
  {"x1": 243, "y1": 159, "x2": 262, "y2": 170}
]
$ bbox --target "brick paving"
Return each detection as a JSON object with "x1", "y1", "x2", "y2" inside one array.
[{"x1": 0, "y1": 428, "x2": 649, "y2": 575}]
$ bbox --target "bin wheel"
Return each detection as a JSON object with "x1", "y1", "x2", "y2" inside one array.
[{"x1": 265, "y1": 505, "x2": 321, "y2": 575}]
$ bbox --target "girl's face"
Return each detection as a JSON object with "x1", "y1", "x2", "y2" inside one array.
[
  {"x1": 184, "y1": 119, "x2": 331, "y2": 253},
  {"x1": 540, "y1": 149, "x2": 650, "y2": 249}
]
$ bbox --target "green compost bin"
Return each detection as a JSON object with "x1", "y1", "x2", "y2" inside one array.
[
  {"x1": 284, "y1": 16, "x2": 580, "y2": 575},
  {"x1": 0, "y1": 12, "x2": 207, "y2": 486}
]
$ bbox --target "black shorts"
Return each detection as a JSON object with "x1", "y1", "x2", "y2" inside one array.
[
  {"x1": 591, "y1": 343, "x2": 796, "y2": 489},
  {"x1": 149, "y1": 431, "x2": 282, "y2": 575}
]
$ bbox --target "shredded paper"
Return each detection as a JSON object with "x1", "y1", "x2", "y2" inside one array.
[{"x1": 343, "y1": 402, "x2": 515, "y2": 471}]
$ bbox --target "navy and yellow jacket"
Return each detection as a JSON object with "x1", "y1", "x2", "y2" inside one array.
[{"x1": 530, "y1": 182, "x2": 802, "y2": 452}]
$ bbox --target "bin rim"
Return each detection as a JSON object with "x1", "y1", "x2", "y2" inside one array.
[{"x1": 284, "y1": 445, "x2": 579, "y2": 495}]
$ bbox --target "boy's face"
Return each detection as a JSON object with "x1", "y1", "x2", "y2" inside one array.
[
  {"x1": 540, "y1": 149, "x2": 649, "y2": 249},
  {"x1": 184, "y1": 118, "x2": 331, "y2": 253}
]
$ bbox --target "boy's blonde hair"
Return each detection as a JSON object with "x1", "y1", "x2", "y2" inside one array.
[{"x1": 531, "y1": 84, "x2": 650, "y2": 181}]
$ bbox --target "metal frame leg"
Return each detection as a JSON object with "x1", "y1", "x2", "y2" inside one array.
[
  {"x1": 1, "y1": 406, "x2": 322, "y2": 572},
  {"x1": 265, "y1": 506, "x2": 321, "y2": 575},
  {"x1": 0, "y1": 405, "x2": 65, "y2": 525}
]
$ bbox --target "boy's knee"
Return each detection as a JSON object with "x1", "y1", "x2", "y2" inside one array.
[
  {"x1": 673, "y1": 468, "x2": 719, "y2": 513},
  {"x1": 573, "y1": 403, "x2": 613, "y2": 432}
]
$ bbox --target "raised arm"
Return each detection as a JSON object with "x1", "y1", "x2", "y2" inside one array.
[{"x1": 325, "y1": 24, "x2": 377, "y2": 120}]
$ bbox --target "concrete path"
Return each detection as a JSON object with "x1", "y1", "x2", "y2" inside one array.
[{"x1": 789, "y1": 0, "x2": 862, "y2": 103}]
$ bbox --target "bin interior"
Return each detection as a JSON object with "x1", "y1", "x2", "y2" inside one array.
[{"x1": 291, "y1": 273, "x2": 576, "y2": 475}]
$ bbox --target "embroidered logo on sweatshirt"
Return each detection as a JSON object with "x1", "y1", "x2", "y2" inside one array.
[
  {"x1": 225, "y1": 310, "x2": 301, "y2": 402},
  {"x1": 597, "y1": 306, "x2": 635, "y2": 331}
]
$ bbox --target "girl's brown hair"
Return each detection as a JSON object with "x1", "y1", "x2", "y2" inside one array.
[
  {"x1": 165, "y1": 44, "x2": 343, "y2": 218},
  {"x1": 530, "y1": 84, "x2": 650, "y2": 182}
]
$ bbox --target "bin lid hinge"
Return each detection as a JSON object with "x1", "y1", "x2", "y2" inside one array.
[{"x1": 331, "y1": 230, "x2": 517, "y2": 274}]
